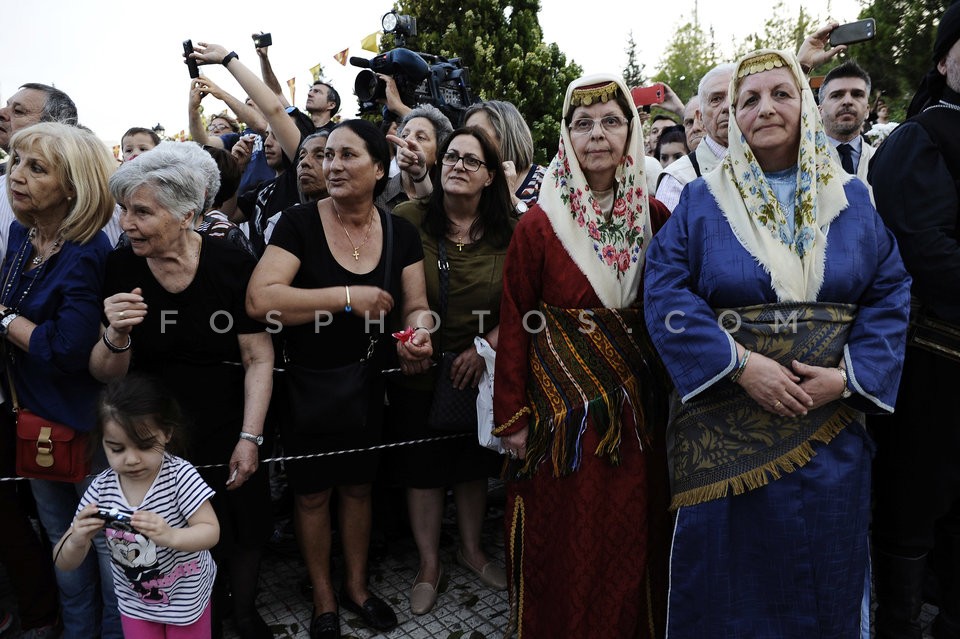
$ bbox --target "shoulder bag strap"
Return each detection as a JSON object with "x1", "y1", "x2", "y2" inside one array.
[
  {"x1": 364, "y1": 208, "x2": 394, "y2": 361},
  {"x1": 688, "y1": 149, "x2": 702, "y2": 178}
]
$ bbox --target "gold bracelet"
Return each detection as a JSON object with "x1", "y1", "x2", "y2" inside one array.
[{"x1": 493, "y1": 406, "x2": 531, "y2": 435}]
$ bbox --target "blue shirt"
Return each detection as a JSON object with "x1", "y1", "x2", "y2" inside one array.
[{"x1": 1, "y1": 222, "x2": 111, "y2": 431}]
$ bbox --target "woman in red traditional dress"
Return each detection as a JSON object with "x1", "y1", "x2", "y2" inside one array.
[{"x1": 493, "y1": 73, "x2": 671, "y2": 638}]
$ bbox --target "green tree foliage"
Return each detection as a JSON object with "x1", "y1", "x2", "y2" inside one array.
[
  {"x1": 623, "y1": 31, "x2": 647, "y2": 88},
  {"x1": 735, "y1": 1, "x2": 817, "y2": 58},
  {"x1": 653, "y1": 21, "x2": 719, "y2": 102},
  {"x1": 384, "y1": 0, "x2": 582, "y2": 163},
  {"x1": 852, "y1": 0, "x2": 947, "y2": 119}
]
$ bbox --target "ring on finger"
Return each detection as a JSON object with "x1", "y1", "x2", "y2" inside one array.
[
  {"x1": 774, "y1": 400, "x2": 782, "y2": 409},
  {"x1": 119, "y1": 310, "x2": 126, "y2": 319}
]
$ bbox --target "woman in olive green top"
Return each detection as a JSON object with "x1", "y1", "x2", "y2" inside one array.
[{"x1": 390, "y1": 127, "x2": 516, "y2": 615}]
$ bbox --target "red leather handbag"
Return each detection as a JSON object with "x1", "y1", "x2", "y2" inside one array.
[
  {"x1": 17, "y1": 408, "x2": 90, "y2": 483},
  {"x1": 15, "y1": 408, "x2": 90, "y2": 483}
]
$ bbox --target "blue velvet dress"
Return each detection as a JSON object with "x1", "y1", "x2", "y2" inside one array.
[{"x1": 643, "y1": 178, "x2": 911, "y2": 637}]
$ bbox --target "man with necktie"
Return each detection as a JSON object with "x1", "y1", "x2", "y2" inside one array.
[{"x1": 818, "y1": 60, "x2": 875, "y2": 187}]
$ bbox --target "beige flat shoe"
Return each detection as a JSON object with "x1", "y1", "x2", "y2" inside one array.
[
  {"x1": 410, "y1": 568, "x2": 442, "y2": 615},
  {"x1": 456, "y1": 548, "x2": 507, "y2": 591}
]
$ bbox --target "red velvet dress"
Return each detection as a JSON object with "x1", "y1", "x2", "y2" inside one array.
[{"x1": 494, "y1": 204, "x2": 669, "y2": 639}]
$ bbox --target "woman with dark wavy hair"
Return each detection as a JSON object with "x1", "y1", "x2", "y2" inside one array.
[{"x1": 389, "y1": 126, "x2": 514, "y2": 615}]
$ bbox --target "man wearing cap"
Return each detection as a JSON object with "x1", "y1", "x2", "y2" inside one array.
[{"x1": 869, "y1": 3, "x2": 960, "y2": 637}]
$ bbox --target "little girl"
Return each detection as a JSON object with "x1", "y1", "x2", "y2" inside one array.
[{"x1": 53, "y1": 375, "x2": 220, "y2": 638}]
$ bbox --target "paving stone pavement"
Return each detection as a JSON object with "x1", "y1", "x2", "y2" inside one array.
[
  {"x1": 0, "y1": 474, "x2": 946, "y2": 638},
  {"x1": 220, "y1": 477, "x2": 511, "y2": 639}
]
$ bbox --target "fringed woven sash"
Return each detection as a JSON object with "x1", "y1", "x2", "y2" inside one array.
[
  {"x1": 519, "y1": 303, "x2": 650, "y2": 478},
  {"x1": 669, "y1": 302, "x2": 861, "y2": 509}
]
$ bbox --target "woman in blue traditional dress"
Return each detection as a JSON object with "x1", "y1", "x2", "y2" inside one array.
[{"x1": 643, "y1": 48, "x2": 912, "y2": 637}]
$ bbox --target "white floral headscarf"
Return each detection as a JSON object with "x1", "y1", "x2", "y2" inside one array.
[
  {"x1": 537, "y1": 73, "x2": 650, "y2": 308},
  {"x1": 704, "y1": 49, "x2": 852, "y2": 302}
]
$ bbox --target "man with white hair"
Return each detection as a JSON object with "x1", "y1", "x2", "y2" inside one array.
[{"x1": 654, "y1": 63, "x2": 734, "y2": 212}]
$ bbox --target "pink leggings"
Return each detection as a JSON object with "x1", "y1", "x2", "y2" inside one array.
[{"x1": 120, "y1": 601, "x2": 211, "y2": 639}]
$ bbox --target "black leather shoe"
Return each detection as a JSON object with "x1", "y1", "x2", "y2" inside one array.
[
  {"x1": 339, "y1": 592, "x2": 398, "y2": 631},
  {"x1": 309, "y1": 611, "x2": 341, "y2": 639}
]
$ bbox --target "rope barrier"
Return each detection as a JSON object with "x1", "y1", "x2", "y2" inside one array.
[{"x1": 0, "y1": 431, "x2": 477, "y2": 483}]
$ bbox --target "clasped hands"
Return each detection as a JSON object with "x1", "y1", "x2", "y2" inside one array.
[{"x1": 736, "y1": 351, "x2": 847, "y2": 417}]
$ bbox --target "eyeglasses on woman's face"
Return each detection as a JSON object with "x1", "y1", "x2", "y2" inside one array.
[
  {"x1": 208, "y1": 121, "x2": 231, "y2": 133},
  {"x1": 440, "y1": 151, "x2": 486, "y2": 172},
  {"x1": 569, "y1": 115, "x2": 629, "y2": 135}
]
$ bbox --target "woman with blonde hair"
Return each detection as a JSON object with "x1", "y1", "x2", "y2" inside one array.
[{"x1": 2, "y1": 121, "x2": 120, "y2": 638}]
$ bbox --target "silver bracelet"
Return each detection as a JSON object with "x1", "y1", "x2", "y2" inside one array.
[{"x1": 102, "y1": 331, "x2": 132, "y2": 353}]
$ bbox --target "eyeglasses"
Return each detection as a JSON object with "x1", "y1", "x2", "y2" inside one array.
[
  {"x1": 569, "y1": 116, "x2": 629, "y2": 135},
  {"x1": 441, "y1": 151, "x2": 486, "y2": 172},
  {"x1": 208, "y1": 122, "x2": 231, "y2": 133}
]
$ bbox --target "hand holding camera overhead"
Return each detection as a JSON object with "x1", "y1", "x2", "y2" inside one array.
[
  {"x1": 796, "y1": 19, "x2": 875, "y2": 73},
  {"x1": 187, "y1": 39, "x2": 302, "y2": 163}
]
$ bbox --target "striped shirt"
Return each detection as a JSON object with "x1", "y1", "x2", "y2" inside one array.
[{"x1": 79, "y1": 453, "x2": 217, "y2": 625}]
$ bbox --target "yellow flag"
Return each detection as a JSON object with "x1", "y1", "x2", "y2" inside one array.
[
  {"x1": 333, "y1": 48, "x2": 349, "y2": 66},
  {"x1": 287, "y1": 77, "x2": 296, "y2": 105},
  {"x1": 309, "y1": 63, "x2": 323, "y2": 83},
  {"x1": 361, "y1": 32, "x2": 379, "y2": 53}
]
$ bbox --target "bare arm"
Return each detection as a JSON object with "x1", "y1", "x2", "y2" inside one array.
[
  {"x1": 188, "y1": 81, "x2": 218, "y2": 148},
  {"x1": 88, "y1": 288, "x2": 145, "y2": 382},
  {"x1": 196, "y1": 75, "x2": 269, "y2": 134},
  {"x1": 386, "y1": 133, "x2": 434, "y2": 199},
  {"x1": 224, "y1": 331, "x2": 274, "y2": 491},
  {"x1": 53, "y1": 504, "x2": 104, "y2": 570},
  {"x1": 130, "y1": 500, "x2": 220, "y2": 552},
  {"x1": 246, "y1": 244, "x2": 395, "y2": 326},
  {"x1": 659, "y1": 83, "x2": 685, "y2": 117},
  {"x1": 255, "y1": 41, "x2": 291, "y2": 109},
  {"x1": 797, "y1": 22, "x2": 846, "y2": 73},
  {"x1": 191, "y1": 42, "x2": 301, "y2": 164},
  {"x1": 396, "y1": 260, "x2": 433, "y2": 374}
]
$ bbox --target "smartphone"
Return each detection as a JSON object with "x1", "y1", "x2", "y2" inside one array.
[
  {"x1": 183, "y1": 40, "x2": 200, "y2": 79},
  {"x1": 829, "y1": 18, "x2": 876, "y2": 47},
  {"x1": 631, "y1": 83, "x2": 666, "y2": 108},
  {"x1": 252, "y1": 32, "x2": 273, "y2": 48}
]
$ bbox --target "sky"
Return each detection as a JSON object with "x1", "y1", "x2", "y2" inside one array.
[{"x1": 3, "y1": 0, "x2": 863, "y2": 146}]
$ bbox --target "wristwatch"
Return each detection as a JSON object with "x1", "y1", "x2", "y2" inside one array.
[
  {"x1": 837, "y1": 367, "x2": 852, "y2": 399},
  {"x1": 514, "y1": 200, "x2": 528, "y2": 215},
  {"x1": 239, "y1": 431, "x2": 263, "y2": 446},
  {"x1": 0, "y1": 310, "x2": 19, "y2": 336}
]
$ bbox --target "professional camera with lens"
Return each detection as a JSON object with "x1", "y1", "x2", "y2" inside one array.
[{"x1": 351, "y1": 11, "x2": 477, "y2": 125}]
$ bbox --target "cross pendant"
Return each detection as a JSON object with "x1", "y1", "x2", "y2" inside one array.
[
  {"x1": 456, "y1": 239, "x2": 464, "y2": 251},
  {"x1": 352, "y1": 248, "x2": 360, "y2": 261}
]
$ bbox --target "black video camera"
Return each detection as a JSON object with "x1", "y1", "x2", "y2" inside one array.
[
  {"x1": 351, "y1": 48, "x2": 476, "y2": 126},
  {"x1": 350, "y1": 12, "x2": 477, "y2": 126}
]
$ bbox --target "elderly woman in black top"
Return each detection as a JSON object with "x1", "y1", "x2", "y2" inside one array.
[{"x1": 89, "y1": 140, "x2": 275, "y2": 639}]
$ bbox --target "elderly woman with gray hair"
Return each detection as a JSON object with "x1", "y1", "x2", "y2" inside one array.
[
  {"x1": 377, "y1": 103, "x2": 453, "y2": 212},
  {"x1": 464, "y1": 100, "x2": 545, "y2": 214},
  {"x1": 88, "y1": 141, "x2": 275, "y2": 639}
]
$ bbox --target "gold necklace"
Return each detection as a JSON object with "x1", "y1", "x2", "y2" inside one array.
[
  {"x1": 448, "y1": 218, "x2": 477, "y2": 251},
  {"x1": 335, "y1": 208, "x2": 376, "y2": 261},
  {"x1": 29, "y1": 228, "x2": 63, "y2": 266}
]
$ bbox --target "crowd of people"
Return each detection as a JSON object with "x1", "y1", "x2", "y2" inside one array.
[{"x1": 0, "y1": 5, "x2": 957, "y2": 638}]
